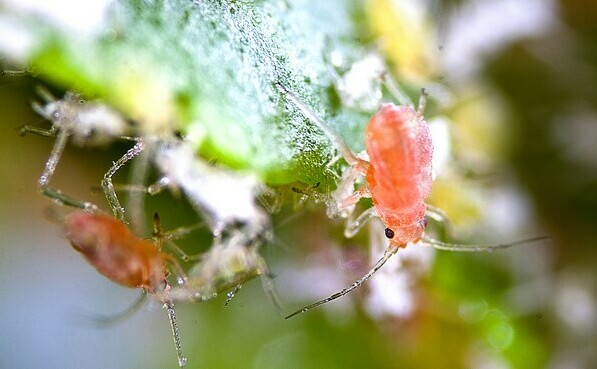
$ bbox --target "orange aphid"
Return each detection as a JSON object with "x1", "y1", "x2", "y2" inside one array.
[
  {"x1": 63, "y1": 211, "x2": 187, "y2": 367},
  {"x1": 64, "y1": 211, "x2": 170, "y2": 292}
]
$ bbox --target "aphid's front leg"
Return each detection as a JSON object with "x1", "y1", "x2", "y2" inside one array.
[
  {"x1": 101, "y1": 141, "x2": 145, "y2": 221},
  {"x1": 37, "y1": 129, "x2": 99, "y2": 211},
  {"x1": 344, "y1": 206, "x2": 377, "y2": 238},
  {"x1": 328, "y1": 163, "x2": 369, "y2": 219}
]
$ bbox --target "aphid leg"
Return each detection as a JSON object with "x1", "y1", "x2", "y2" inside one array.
[
  {"x1": 152, "y1": 213, "x2": 204, "y2": 262},
  {"x1": 285, "y1": 245, "x2": 400, "y2": 319},
  {"x1": 147, "y1": 177, "x2": 173, "y2": 195},
  {"x1": 37, "y1": 128, "x2": 99, "y2": 211},
  {"x1": 163, "y1": 299, "x2": 188, "y2": 368},
  {"x1": 127, "y1": 141, "x2": 155, "y2": 234},
  {"x1": 275, "y1": 82, "x2": 360, "y2": 166},
  {"x1": 257, "y1": 257, "x2": 283, "y2": 314},
  {"x1": 257, "y1": 186, "x2": 284, "y2": 214},
  {"x1": 164, "y1": 239, "x2": 203, "y2": 262},
  {"x1": 91, "y1": 292, "x2": 149, "y2": 326},
  {"x1": 102, "y1": 141, "x2": 145, "y2": 221},
  {"x1": 223, "y1": 285, "x2": 243, "y2": 307},
  {"x1": 344, "y1": 206, "x2": 377, "y2": 238},
  {"x1": 419, "y1": 235, "x2": 550, "y2": 252},
  {"x1": 18, "y1": 124, "x2": 58, "y2": 138},
  {"x1": 425, "y1": 205, "x2": 454, "y2": 236},
  {"x1": 380, "y1": 72, "x2": 413, "y2": 107},
  {"x1": 417, "y1": 88, "x2": 429, "y2": 115},
  {"x1": 291, "y1": 184, "x2": 326, "y2": 201},
  {"x1": 2, "y1": 69, "x2": 28, "y2": 76}
]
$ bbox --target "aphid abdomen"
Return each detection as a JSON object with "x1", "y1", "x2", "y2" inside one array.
[
  {"x1": 365, "y1": 104, "x2": 433, "y2": 245},
  {"x1": 64, "y1": 212, "x2": 166, "y2": 290}
]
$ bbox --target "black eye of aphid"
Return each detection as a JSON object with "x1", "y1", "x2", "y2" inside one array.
[
  {"x1": 384, "y1": 228, "x2": 395, "y2": 239},
  {"x1": 421, "y1": 216, "x2": 428, "y2": 228}
]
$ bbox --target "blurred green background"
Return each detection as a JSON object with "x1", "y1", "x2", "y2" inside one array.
[{"x1": 1, "y1": 1, "x2": 596, "y2": 368}]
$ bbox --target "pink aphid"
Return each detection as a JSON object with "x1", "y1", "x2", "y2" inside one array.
[
  {"x1": 277, "y1": 82, "x2": 543, "y2": 318},
  {"x1": 365, "y1": 103, "x2": 433, "y2": 247}
]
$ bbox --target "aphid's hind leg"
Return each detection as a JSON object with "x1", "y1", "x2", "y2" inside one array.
[
  {"x1": 344, "y1": 206, "x2": 377, "y2": 238},
  {"x1": 101, "y1": 141, "x2": 145, "y2": 221}
]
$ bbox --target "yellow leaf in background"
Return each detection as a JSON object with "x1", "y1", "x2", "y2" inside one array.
[{"x1": 365, "y1": 0, "x2": 439, "y2": 81}]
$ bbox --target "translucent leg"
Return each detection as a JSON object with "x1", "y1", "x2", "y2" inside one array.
[
  {"x1": 127, "y1": 140, "x2": 154, "y2": 234},
  {"x1": 37, "y1": 129, "x2": 98, "y2": 211},
  {"x1": 257, "y1": 258, "x2": 283, "y2": 314},
  {"x1": 91, "y1": 292, "x2": 148, "y2": 326},
  {"x1": 425, "y1": 205, "x2": 454, "y2": 237},
  {"x1": 344, "y1": 206, "x2": 377, "y2": 238},
  {"x1": 223, "y1": 285, "x2": 243, "y2": 307},
  {"x1": 2, "y1": 69, "x2": 29, "y2": 76},
  {"x1": 163, "y1": 299, "x2": 187, "y2": 368},
  {"x1": 164, "y1": 239, "x2": 203, "y2": 262},
  {"x1": 380, "y1": 72, "x2": 413, "y2": 107},
  {"x1": 102, "y1": 141, "x2": 145, "y2": 221},
  {"x1": 18, "y1": 125, "x2": 57, "y2": 138}
]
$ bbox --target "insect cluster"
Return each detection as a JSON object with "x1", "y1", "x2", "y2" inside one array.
[{"x1": 24, "y1": 74, "x2": 545, "y2": 367}]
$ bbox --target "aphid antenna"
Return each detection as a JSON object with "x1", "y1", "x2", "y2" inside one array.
[
  {"x1": 285, "y1": 245, "x2": 400, "y2": 319},
  {"x1": 420, "y1": 235, "x2": 551, "y2": 252},
  {"x1": 275, "y1": 82, "x2": 359, "y2": 166},
  {"x1": 163, "y1": 299, "x2": 188, "y2": 368},
  {"x1": 90, "y1": 292, "x2": 149, "y2": 327}
]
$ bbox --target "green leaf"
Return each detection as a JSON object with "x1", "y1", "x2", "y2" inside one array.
[{"x1": 1, "y1": 0, "x2": 370, "y2": 186}]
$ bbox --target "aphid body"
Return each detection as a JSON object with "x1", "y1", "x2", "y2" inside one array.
[
  {"x1": 364, "y1": 103, "x2": 433, "y2": 247},
  {"x1": 64, "y1": 211, "x2": 169, "y2": 293},
  {"x1": 277, "y1": 82, "x2": 543, "y2": 318}
]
